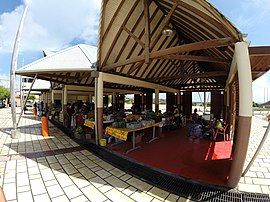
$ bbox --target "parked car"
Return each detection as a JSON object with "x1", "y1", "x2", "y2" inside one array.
[{"x1": 0, "y1": 100, "x2": 5, "y2": 108}]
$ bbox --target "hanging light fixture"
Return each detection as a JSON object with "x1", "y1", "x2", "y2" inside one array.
[{"x1": 162, "y1": 25, "x2": 173, "y2": 36}]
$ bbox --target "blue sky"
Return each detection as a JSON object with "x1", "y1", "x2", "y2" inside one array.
[{"x1": 0, "y1": 0, "x2": 269, "y2": 102}]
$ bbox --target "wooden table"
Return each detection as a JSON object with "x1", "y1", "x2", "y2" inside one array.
[
  {"x1": 105, "y1": 122, "x2": 162, "y2": 154},
  {"x1": 84, "y1": 120, "x2": 114, "y2": 129}
]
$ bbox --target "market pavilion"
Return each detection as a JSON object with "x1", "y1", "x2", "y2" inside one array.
[{"x1": 16, "y1": 0, "x2": 270, "y2": 188}]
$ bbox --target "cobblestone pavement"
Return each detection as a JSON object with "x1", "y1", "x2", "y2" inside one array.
[
  {"x1": 0, "y1": 108, "x2": 187, "y2": 202},
  {"x1": 238, "y1": 115, "x2": 270, "y2": 194}
]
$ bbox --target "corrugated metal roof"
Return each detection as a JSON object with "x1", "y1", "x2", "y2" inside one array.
[
  {"x1": 17, "y1": 44, "x2": 97, "y2": 74},
  {"x1": 16, "y1": 44, "x2": 97, "y2": 86}
]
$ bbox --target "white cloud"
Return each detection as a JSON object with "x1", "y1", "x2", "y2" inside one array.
[{"x1": 0, "y1": 0, "x2": 101, "y2": 54}]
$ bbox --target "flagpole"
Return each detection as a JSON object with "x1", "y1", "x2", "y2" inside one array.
[{"x1": 10, "y1": 4, "x2": 29, "y2": 138}]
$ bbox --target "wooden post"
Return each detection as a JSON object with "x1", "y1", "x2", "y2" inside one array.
[
  {"x1": 227, "y1": 41, "x2": 253, "y2": 188},
  {"x1": 51, "y1": 90, "x2": 55, "y2": 107},
  {"x1": 62, "y1": 85, "x2": 67, "y2": 125},
  {"x1": 96, "y1": 75, "x2": 104, "y2": 141},
  {"x1": 155, "y1": 89, "x2": 159, "y2": 112},
  {"x1": 144, "y1": 0, "x2": 151, "y2": 64}
]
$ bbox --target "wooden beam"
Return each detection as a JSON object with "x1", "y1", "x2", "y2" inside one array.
[
  {"x1": 122, "y1": 26, "x2": 145, "y2": 48},
  {"x1": 177, "y1": 82, "x2": 225, "y2": 87},
  {"x1": 150, "y1": 3, "x2": 178, "y2": 49},
  {"x1": 249, "y1": 46, "x2": 270, "y2": 57},
  {"x1": 162, "y1": 54, "x2": 229, "y2": 64},
  {"x1": 101, "y1": 72, "x2": 178, "y2": 93},
  {"x1": 144, "y1": 0, "x2": 151, "y2": 63},
  {"x1": 151, "y1": 71, "x2": 227, "y2": 82},
  {"x1": 102, "y1": 37, "x2": 235, "y2": 70}
]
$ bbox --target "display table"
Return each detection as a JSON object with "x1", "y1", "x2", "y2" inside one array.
[
  {"x1": 106, "y1": 122, "x2": 163, "y2": 153},
  {"x1": 84, "y1": 119, "x2": 114, "y2": 129}
]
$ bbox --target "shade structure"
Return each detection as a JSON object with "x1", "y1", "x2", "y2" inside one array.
[
  {"x1": 16, "y1": 44, "x2": 97, "y2": 85},
  {"x1": 97, "y1": 0, "x2": 270, "y2": 91}
]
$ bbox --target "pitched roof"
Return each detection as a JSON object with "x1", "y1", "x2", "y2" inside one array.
[{"x1": 17, "y1": 44, "x2": 97, "y2": 74}]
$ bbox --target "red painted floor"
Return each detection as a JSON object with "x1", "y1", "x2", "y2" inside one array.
[{"x1": 110, "y1": 127, "x2": 232, "y2": 186}]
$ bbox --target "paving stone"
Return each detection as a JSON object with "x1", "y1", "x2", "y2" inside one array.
[
  {"x1": 63, "y1": 185, "x2": 83, "y2": 199},
  {"x1": 90, "y1": 176, "x2": 107, "y2": 188},
  {"x1": 70, "y1": 194, "x2": 89, "y2": 202},
  {"x1": 105, "y1": 188, "x2": 134, "y2": 202},
  {"x1": 44, "y1": 179, "x2": 59, "y2": 187},
  {"x1": 72, "y1": 176, "x2": 91, "y2": 189},
  {"x1": 147, "y1": 186, "x2": 170, "y2": 201},
  {"x1": 78, "y1": 167, "x2": 96, "y2": 179},
  {"x1": 105, "y1": 175, "x2": 129, "y2": 191},
  {"x1": 109, "y1": 168, "x2": 125, "y2": 177},
  {"x1": 3, "y1": 183, "x2": 17, "y2": 200},
  {"x1": 99, "y1": 183, "x2": 114, "y2": 193},
  {"x1": 238, "y1": 183, "x2": 262, "y2": 193},
  {"x1": 30, "y1": 178, "x2": 47, "y2": 195},
  {"x1": 166, "y1": 193, "x2": 180, "y2": 202},
  {"x1": 33, "y1": 193, "x2": 51, "y2": 202},
  {"x1": 260, "y1": 185, "x2": 270, "y2": 194},
  {"x1": 120, "y1": 174, "x2": 132, "y2": 181},
  {"x1": 81, "y1": 184, "x2": 107, "y2": 202},
  {"x1": 122, "y1": 186, "x2": 137, "y2": 196},
  {"x1": 17, "y1": 191, "x2": 33, "y2": 202},
  {"x1": 130, "y1": 190, "x2": 153, "y2": 202},
  {"x1": 252, "y1": 178, "x2": 270, "y2": 185},
  {"x1": 50, "y1": 162, "x2": 62, "y2": 170},
  {"x1": 47, "y1": 184, "x2": 65, "y2": 198},
  {"x1": 127, "y1": 177, "x2": 152, "y2": 192},
  {"x1": 51, "y1": 195, "x2": 70, "y2": 202},
  {"x1": 17, "y1": 185, "x2": 31, "y2": 193},
  {"x1": 96, "y1": 169, "x2": 112, "y2": 179}
]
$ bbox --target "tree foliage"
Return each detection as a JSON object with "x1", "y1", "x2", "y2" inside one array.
[
  {"x1": 28, "y1": 94, "x2": 36, "y2": 101},
  {"x1": 252, "y1": 101, "x2": 259, "y2": 107},
  {"x1": 0, "y1": 86, "x2": 10, "y2": 100}
]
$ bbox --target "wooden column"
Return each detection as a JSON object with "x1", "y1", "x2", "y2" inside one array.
[
  {"x1": 166, "y1": 92, "x2": 176, "y2": 113},
  {"x1": 51, "y1": 90, "x2": 55, "y2": 107},
  {"x1": 210, "y1": 91, "x2": 224, "y2": 119},
  {"x1": 141, "y1": 94, "x2": 145, "y2": 111},
  {"x1": 145, "y1": 92, "x2": 153, "y2": 111},
  {"x1": 62, "y1": 85, "x2": 67, "y2": 125},
  {"x1": 144, "y1": 0, "x2": 150, "y2": 63},
  {"x1": 96, "y1": 75, "x2": 104, "y2": 141},
  {"x1": 182, "y1": 92, "x2": 192, "y2": 117},
  {"x1": 134, "y1": 94, "x2": 142, "y2": 110},
  {"x1": 112, "y1": 92, "x2": 116, "y2": 109},
  {"x1": 103, "y1": 95, "x2": 109, "y2": 108},
  {"x1": 227, "y1": 41, "x2": 253, "y2": 188},
  {"x1": 118, "y1": 94, "x2": 125, "y2": 110},
  {"x1": 155, "y1": 89, "x2": 159, "y2": 112},
  {"x1": 89, "y1": 94, "x2": 92, "y2": 102}
]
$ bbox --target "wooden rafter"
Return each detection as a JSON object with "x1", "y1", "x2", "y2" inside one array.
[
  {"x1": 122, "y1": 26, "x2": 145, "y2": 48},
  {"x1": 150, "y1": 2, "x2": 178, "y2": 49},
  {"x1": 144, "y1": 0, "x2": 151, "y2": 63},
  {"x1": 102, "y1": 37, "x2": 235, "y2": 71},
  {"x1": 152, "y1": 71, "x2": 227, "y2": 82},
  {"x1": 162, "y1": 54, "x2": 230, "y2": 64}
]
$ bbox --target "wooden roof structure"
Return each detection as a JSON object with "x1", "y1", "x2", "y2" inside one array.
[
  {"x1": 97, "y1": 0, "x2": 242, "y2": 91},
  {"x1": 97, "y1": 0, "x2": 270, "y2": 91}
]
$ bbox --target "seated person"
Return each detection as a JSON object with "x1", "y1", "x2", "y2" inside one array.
[
  {"x1": 213, "y1": 117, "x2": 227, "y2": 140},
  {"x1": 191, "y1": 108, "x2": 199, "y2": 123}
]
